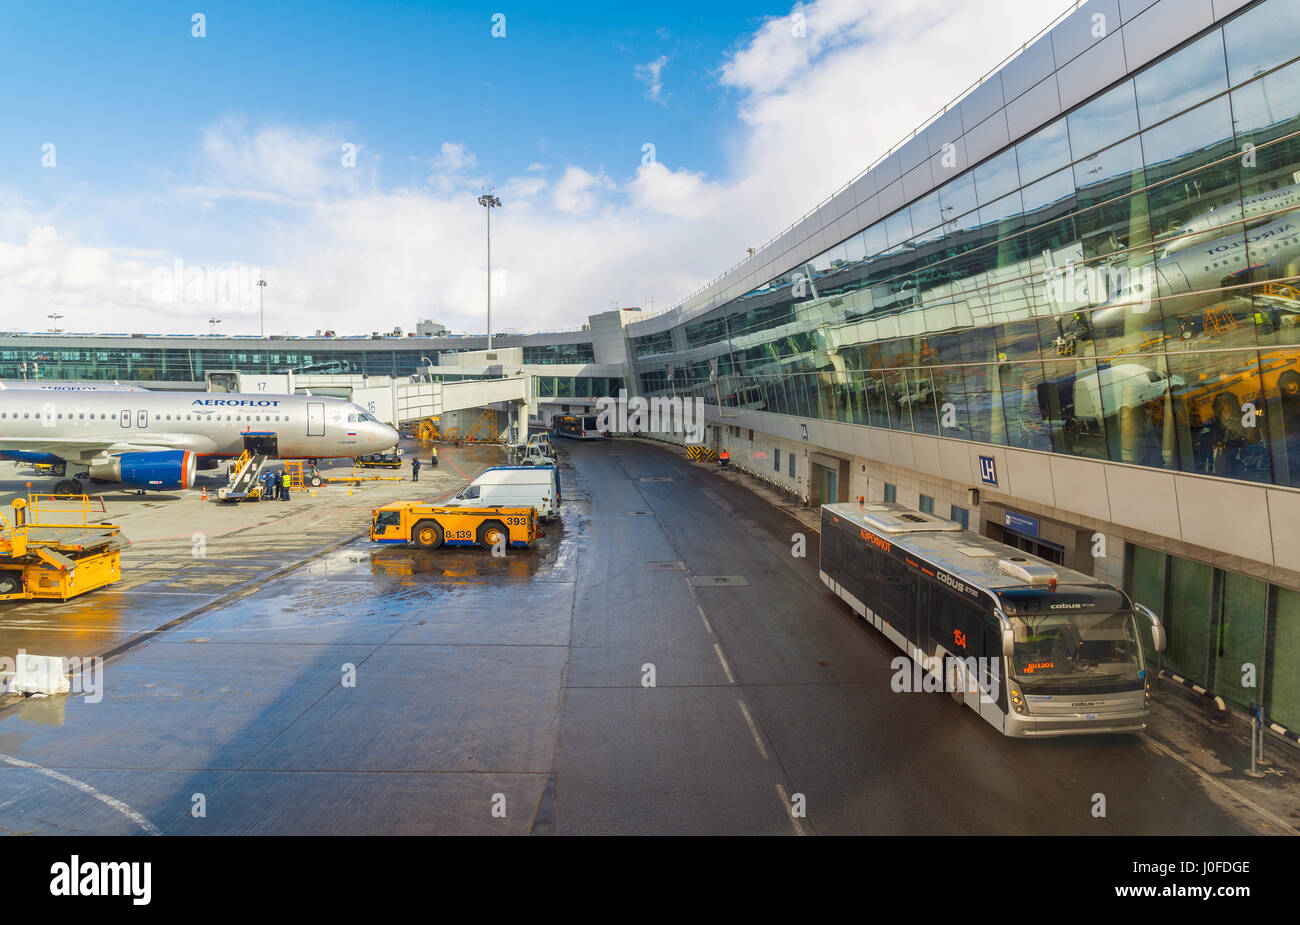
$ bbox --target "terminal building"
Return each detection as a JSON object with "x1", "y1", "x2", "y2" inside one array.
[{"x1": 1, "y1": 0, "x2": 1297, "y2": 734}]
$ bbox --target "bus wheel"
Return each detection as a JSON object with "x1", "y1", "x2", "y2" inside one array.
[
  {"x1": 477, "y1": 521, "x2": 508, "y2": 551},
  {"x1": 411, "y1": 520, "x2": 443, "y2": 549},
  {"x1": 949, "y1": 658, "x2": 965, "y2": 704}
]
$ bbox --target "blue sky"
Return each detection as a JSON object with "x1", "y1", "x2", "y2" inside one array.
[{"x1": 0, "y1": 0, "x2": 1054, "y2": 335}]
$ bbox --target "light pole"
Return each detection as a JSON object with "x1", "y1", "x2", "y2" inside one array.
[
  {"x1": 477, "y1": 191, "x2": 502, "y2": 350},
  {"x1": 257, "y1": 278, "x2": 268, "y2": 336},
  {"x1": 209, "y1": 317, "x2": 222, "y2": 335}
]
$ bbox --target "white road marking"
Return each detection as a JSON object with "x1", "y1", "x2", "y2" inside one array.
[
  {"x1": 696, "y1": 604, "x2": 713, "y2": 635},
  {"x1": 713, "y1": 643, "x2": 735, "y2": 684},
  {"x1": 0, "y1": 752, "x2": 162, "y2": 835},
  {"x1": 738, "y1": 699, "x2": 768, "y2": 759},
  {"x1": 775, "y1": 783, "x2": 806, "y2": 836},
  {"x1": 1142, "y1": 737, "x2": 1298, "y2": 835}
]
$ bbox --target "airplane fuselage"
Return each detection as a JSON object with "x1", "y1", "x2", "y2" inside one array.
[{"x1": 0, "y1": 389, "x2": 399, "y2": 477}]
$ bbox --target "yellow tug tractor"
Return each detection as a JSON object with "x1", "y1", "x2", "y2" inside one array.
[
  {"x1": 370, "y1": 502, "x2": 537, "y2": 549},
  {"x1": 0, "y1": 495, "x2": 127, "y2": 602}
]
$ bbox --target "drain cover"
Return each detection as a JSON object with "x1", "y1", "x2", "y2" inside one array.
[
  {"x1": 639, "y1": 477, "x2": 675, "y2": 482},
  {"x1": 689, "y1": 575, "x2": 749, "y2": 587},
  {"x1": 646, "y1": 561, "x2": 686, "y2": 571},
  {"x1": 627, "y1": 510, "x2": 651, "y2": 516}
]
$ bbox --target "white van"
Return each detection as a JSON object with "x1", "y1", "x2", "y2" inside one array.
[{"x1": 444, "y1": 465, "x2": 561, "y2": 521}]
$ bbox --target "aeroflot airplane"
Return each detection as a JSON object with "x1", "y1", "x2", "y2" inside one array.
[
  {"x1": 1160, "y1": 183, "x2": 1300, "y2": 257},
  {"x1": 0, "y1": 390, "x2": 399, "y2": 495}
]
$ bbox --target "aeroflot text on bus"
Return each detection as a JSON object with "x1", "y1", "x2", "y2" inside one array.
[{"x1": 190, "y1": 399, "x2": 282, "y2": 407}]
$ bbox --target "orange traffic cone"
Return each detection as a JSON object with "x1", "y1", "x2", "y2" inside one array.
[{"x1": 201, "y1": 486, "x2": 207, "y2": 501}]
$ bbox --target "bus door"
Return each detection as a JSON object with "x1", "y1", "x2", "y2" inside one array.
[
  {"x1": 912, "y1": 573, "x2": 933, "y2": 658},
  {"x1": 307, "y1": 402, "x2": 325, "y2": 437}
]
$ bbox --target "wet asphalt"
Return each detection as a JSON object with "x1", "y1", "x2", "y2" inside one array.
[{"x1": 0, "y1": 438, "x2": 1273, "y2": 835}]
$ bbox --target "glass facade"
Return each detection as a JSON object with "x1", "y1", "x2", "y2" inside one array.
[
  {"x1": 1126, "y1": 542, "x2": 1297, "y2": 729},
  {"x1": 533, "y1": 376, "x2": 624, "y2": 399},
  {"x1": 0, "y1": 342, "x2": 448, "y2": 381},
  {"x1": 523, "y1": 343, "x2": 595, "y2": 365},
  {"x1": 632, "y1": 0, "x2": 1300, "y2": 489}
]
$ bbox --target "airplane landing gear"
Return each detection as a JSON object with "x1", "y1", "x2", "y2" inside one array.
[{"x1": 52, "y1": 479, "x2": 80, "y2": 496}]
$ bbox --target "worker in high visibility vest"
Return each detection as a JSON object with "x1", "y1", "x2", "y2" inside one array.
[
  {"x1": 719, "y1": 449, "x2": 731, "y2": 470},
  {"x1": 281, "y1": 470, "x2": 292, "y2": 501}
]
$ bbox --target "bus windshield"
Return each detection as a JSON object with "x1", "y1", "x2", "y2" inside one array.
[{"x1": 1010, "y1": 610, "x2": 1145, "y2": 694}]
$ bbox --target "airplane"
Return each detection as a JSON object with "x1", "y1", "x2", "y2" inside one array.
[
  {"x1": 0, "y1": 390, "x2": 399, "y2": 496},
  {"x1": 1159, "y1": 183, "x2": 1300, "y2": 257},
  {"x1": 1080, "y1": 213, "x2": 1300, "y2": 333}
]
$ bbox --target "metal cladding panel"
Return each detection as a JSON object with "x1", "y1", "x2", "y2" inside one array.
[
  {"x1": 999, "y1": 32, "x2": 1057, "y2": 101},
  {"x1": 1103, "y1": 464, "x2": 1180, "y2": 535},
  {"x1": 871, "y1": 152, "x2": 902, "y2": 190},
  {"x1": 960, "y1": 74, "x2": 1005, "y2": 129},
  {"x1": 926, "y1": 107, "x2": 966, "y2": 156},
  {"x1": 963, "y1": 110, "x2": 1011, "y2": 165},
  {"x1": 1211, "y1": 0, "x2": 1254, "y2": 16},
  {"x1": 849, "y1": 170, "x2": 877, "y2": 205},
  {"x1": 1056, "y1": 29, "x2": 1129, "y2": 110},
  {"x1": 902, "y1": 161, "x2": 934, "y2": 203},
  {"x1": 1005, "y1": 74, "x2": 1063, "y2": 143},
  {"x1": 876, "y1": 179, "x2": 904, "y2": 216},
  {"x1": 1119, "y1": 0, "x2": 1158, "y2": 21},
  {"x1": 1175, "y1": 475, "x2": 1275, "y2": 565},
  {"x1": 929, "y1": 137, "x2": 969, "y2": 186},
  {"x1": 1049, "y1": 0, "x2": 1120, "y2": 67},
  {"x1": 1122, "y1": 0, "x2": 1215, "y2": 71},
  {"x1": 1267, "y1": 489, "x2": 1300, "y2": 573},
  {"x1": 1003, "y1": 448, "x2": 1055, "y2": 507},
  {"x1": 897, "y1": 132, "x2": 929, "y2": 174}
]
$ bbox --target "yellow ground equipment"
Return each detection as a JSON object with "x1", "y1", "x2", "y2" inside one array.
[
  {"x1": 370, "y1": 502, "x2": 537, "y2": 549},
  {"x1": 284, "y1": 459, "x2": 325, "y2": 490},
  {"x1": 0, "y1": 495, "x2": 127, "y2": 602}
]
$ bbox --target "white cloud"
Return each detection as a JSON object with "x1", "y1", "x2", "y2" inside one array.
[
  {"x1": 0, "y1": 0, "x2": 1059, "y2": 336},
  {"x1": 634, "y1": 55, "x2": 671, "y2": 105},
  {"x1": 551, "y1": 166, "x2": 614, "y2": 215}
]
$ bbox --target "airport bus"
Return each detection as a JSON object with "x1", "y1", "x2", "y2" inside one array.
[
  {"x1": 819, "y1": 502, "x2": 1165, "y2": 738},
  {"x1": 552, "y1": 414, "x2": 603, "y2": 439}
]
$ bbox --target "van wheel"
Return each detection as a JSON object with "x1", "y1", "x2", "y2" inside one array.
[
  {"x1": 477, "y1": 521, "x2": 508, "y2": 550},
  {"x1": 412, "y1": 520, "x2": 443, "y2": 549},
  {"x1": 1280, "y1": 370, "x2": 1300, "y2": 399}
]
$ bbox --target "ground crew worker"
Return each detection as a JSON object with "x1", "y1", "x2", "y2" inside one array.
[
  {"x1": 281, "y1": 469, "x2": 291, "y2": 501},
  {"x1": 411, "y1": 457, "x2": 421, "y2": 482},
  {"x1": 719, "y1": 448, "x2": 730, "y2": 470},
  {"x1": 431, "y1": 445, "x2": 439, "y2": 467}
]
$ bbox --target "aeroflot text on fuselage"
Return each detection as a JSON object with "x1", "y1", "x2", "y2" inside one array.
[{"x1": 191, "y1": 399, "x2": 282, "y2": 407}]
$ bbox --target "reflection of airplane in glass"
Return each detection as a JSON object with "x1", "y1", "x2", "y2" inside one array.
[
  {"x1": 1160, "y1": 183, "x2": 1300, "y2": 257},
  {"x1": 1089, "y1": 214, "x2": 1300, "y2": 333}
]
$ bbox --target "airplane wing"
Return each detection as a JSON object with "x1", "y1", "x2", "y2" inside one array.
[{"x1": 0, "y1": 434, "x2": 219, "y2": 460}]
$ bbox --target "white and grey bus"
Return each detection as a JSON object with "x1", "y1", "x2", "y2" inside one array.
[{"x1": 820, "y1": 502, "x2": 1165, "y2": 738}]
